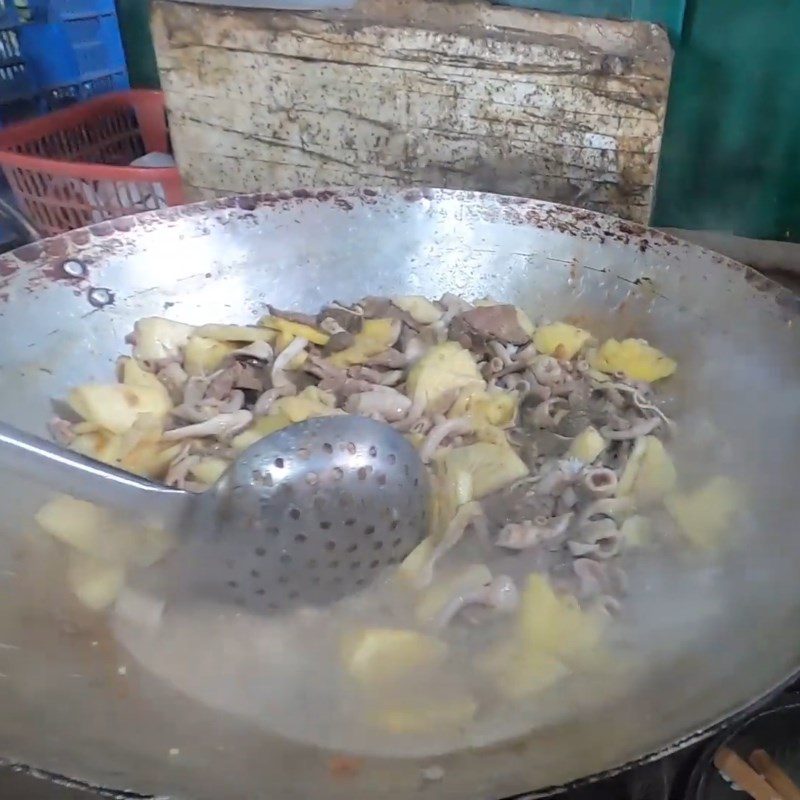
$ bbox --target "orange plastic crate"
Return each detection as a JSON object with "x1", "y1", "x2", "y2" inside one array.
[{"x1": 0, "y1": 89, "x2": 185, "y2": 237}]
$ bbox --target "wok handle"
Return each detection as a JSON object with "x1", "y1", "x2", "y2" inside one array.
[{"x1": 0, "y1": 421, "x2": 189, "y2": 525}]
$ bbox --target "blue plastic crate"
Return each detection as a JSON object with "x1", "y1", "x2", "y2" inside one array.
[
  {"x1": 40, "y1": 71, "x2": 128, "y2": 110},
  {"x1": 0, "y1": 1, "x2": 20, "y2": 29},
  {"x1": 0, "y1": 26, "x2": 23, "y2": 67},
  {"x1": 20, "y1": 14, "x2": 128, "y2": 90},
  {"x1": 28, "y1": 0, "x2": 117, "y2": 22},
  {"x1": 0, "y1": 60, "x2": 37, "y2": 103}
]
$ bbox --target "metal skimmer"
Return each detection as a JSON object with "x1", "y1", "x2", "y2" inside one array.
[{"x1": 0, "y1": 415, "x2": 429, "y2": 614}]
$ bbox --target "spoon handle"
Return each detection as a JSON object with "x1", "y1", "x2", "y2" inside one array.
[{"x1": 0, "y1": 421, "x2": 189, "y2": 525}]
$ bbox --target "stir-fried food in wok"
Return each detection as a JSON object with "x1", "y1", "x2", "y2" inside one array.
[{"x1": 35, "y1": 294, "x2": 742, "y2": 737}]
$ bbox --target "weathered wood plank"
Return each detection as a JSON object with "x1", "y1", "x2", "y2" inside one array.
[{"x1": 152, "y1": 0, "x2": 671, "y2": 223}]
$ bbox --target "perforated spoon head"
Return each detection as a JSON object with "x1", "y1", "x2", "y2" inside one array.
[{"x1": 182, "y1": 415, "x2": 429, "y2": 614}]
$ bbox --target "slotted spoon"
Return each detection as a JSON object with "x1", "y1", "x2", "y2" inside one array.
[{"x1": 0, "y1": 415, "x2": 428, "y2": 613}]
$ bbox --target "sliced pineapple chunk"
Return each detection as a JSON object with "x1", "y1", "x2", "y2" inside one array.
[
  {"x1": 36, "y1": 495, "x2": 106, "y2": 547},
  {"x1": 448, "y1": 387, "x2": 517, "y2": 428},
  {"x1": 189, "y1": 457, "x2": 230, "y2": 485},
  {"x1": 617, "y1": 436, "x2": 648, "y2": 497},
  {"x1": 478, "y1": 640, "x2": 568, "y2": 700},
  {"x1": 231, "y1": 411, "x2": 294, "y2": 451},
  {"x1": 36, "y1": 495, "x2": 174, "y2": 567},
  {"x1": 68, "y1": 384, "x2": 171, "y2": 434},
  {"x1": 67, "y1": 551, "x2": 126, "y2": 611},
  {"x1": 195, "y1": 323, "x2": 276, "y2": 343},
  {"x1": 329, "y1": 318, "x2": 400, "y2": 368},
  {"x1": 391, "y1": 295, "x2": 442, "y2": 325},
  {"x1": 591, "y1": 338, "x2": 676, "y2": 382},
  {"x1": 271, "y1": 386, "x2": 341, "y2": 424},
  {"x1": 437, "y1": 442, "x2": 527, "y2": 500},
  {"x1": 519, "y1": 574, "x2": 605, "y2": 661},
  {"x1": 515, "y1": 307, "x2": 536, "y2": 339},
  {"x1": 342, "y1": 628, "x2": 448, "y2": 686},
  {"x1": 665, "y1": 476, "x2": 741, "y2": 549},
  {"x1": 119, "y1": 440, "x2": 183, "y2": 479},
  {"x1": 397, "y1": 537, "x2": 437, "y2": 586},
  {"x1": 415, "y1": 564, "x2": 492, "y2": 627},
  {"x1": 372, "y1": 691, "x2": 477, "y2": 733},
  {"x1": 533, "y1": 322, "x2": 592, "y2": 360},
  {"x1": 407, "y1": 342, "x2": 484, "y2": 413},
  {"x1": 567, "y1": 426, "x2": 606, "y2": 464},
  {"x1": 69, "y1": 429, "x2": 127, "y2": 465},
  {"x1": 183, "y1": 336, "x2": 236, "y2": 376},
  {"x1": 132, "y1": 317, "x2": 194, "y2": 362},
  {"x1": 631, "y1": 436, "x2": 677, "y2": 506},
  {"x1": 259, "y1": 316, "x2": 329, "y2": 346},
  {"x1": 621, "y1": 515, "x2": 652, "y2": 548},
  {"x1": 231, "y1": 429, "x2": 263, "y2": 452},
  {"x1": 121, "y1": 358, "x2": 167, "y2": 398}
]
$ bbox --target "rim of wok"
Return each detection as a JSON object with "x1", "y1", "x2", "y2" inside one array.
[{"x1": 0, "y1": 187, "x2": 798, "y2": 799}]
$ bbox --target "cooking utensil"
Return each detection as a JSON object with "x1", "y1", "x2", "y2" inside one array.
[
  {"x1": 750, "y1": 750, "x2": 800, "y2": 800},
  {"x1": 713, "y1": 747, "x2": 781, "y2": 800},
  {"x1": 0, "y1": 188, "x2": 798, "y2": 800},
  {"x1": 690, "y1": 701, "x2": 800, "y2": 800},
  {"x1": 0, "y1": 415, "x2": 427, "y2": 613}
]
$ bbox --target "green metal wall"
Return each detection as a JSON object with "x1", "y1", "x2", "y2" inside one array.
[
  {"x1": 116, "y1": 0, "x2": 160, "y2": 89},
  {"x1": 117, "y1": 0, "x2": 800, "y2": 242},
  {"x1": 653, "y1": 0, "x2": 800, "y2": 241}
]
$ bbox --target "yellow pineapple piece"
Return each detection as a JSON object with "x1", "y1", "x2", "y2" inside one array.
[
  {"x1": 665, "y1": 476, "x2": 741, "y2": 549},
  {"x1": 591, "y1": 338, "x2": 676, "y2": 382},
  {"x1": 406, "y1": 342, "x2": 484, "y2": 412},
  {"x1": 533, "y1": 322, "x2": 592, "y2": 359},
  {"x1": 342, "y1": 628, "x2": 448, "y2": 686}
]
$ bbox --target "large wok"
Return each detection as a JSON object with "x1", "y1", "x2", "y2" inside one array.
[{"x1": 0, "y1": 188, "x2": 798, "y2": 799}]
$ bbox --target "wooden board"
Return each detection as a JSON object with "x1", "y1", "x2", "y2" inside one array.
[{"x1": 151, "y1": 0, "x2": 672, "y2": 223}]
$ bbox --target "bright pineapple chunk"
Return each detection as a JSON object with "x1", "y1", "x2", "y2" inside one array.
[
  {"x1": 631, "y1": 436, "x2": 677, "y2": 506},
  {"x1": 371, "y1": 691, "x2": 477, "y2": 733},
  {"x1": 69, "y1": 429, "x2": 127, "y2": 465},
  {"x1": 397, "y1": 537, "x2": 437, "y2": 587},
  {"x1": 407, "y1": 342, "x2": 484, "y2": 413},
  {"x1": 121, "y1": 358, "x2": 168, "y2": 399},
  {"x1": 533, "y1": 322, "x2": 592, "y2": 360},
  {"x1": 36, "y1": 495, "x2": 174, "y2": 567},
  {"x1": 35, "y1": 495, "x2": 106, "y2": 548},
  {"x1": 342, "y1": 628, "x2": 448, "y2": 686},
  {"x1": 271, "y1": 386, "x2": 341, "y2": 424},
  {"x1": 591, "y1": 338, "x2": 676, "y2": 382},
  {"x1": 260, "y1": 316, "x2": 329, "y2": 346},
  {"x1": 665, "y1": 476, "x2": 741, "y2": 549},
  {"x1": 478, "y1": 640, "x2": 568, "y2": 700},
  {"x1": 68, "y1": 384, "x2": 171, "y2": 434},
  {"x1": 231, "y1": 412, "x2": 293, "y2": 451},
  {"x1": 194, "y1": 323, "x2": 276, "y2": 343},
  {"x1": 183, "y1": 336, "x2": 235, "y2": 376},
  {"x1": 437, "y1": 442, "x2": 527, "y2": 501},
  {"x1": 520, "y1": 574, "x2": 605, "y2": 661},
  {"x1": 448, "y1": 387, "x2": 517, "y2": 428},
  {"x1": 567, "y1": 426, "x2": 606, "y2": 464},
  {"x1": 119, "y1": 440, "x2": 183, "y2": 479},
  {"x1": 132, "y1": 317, "x2": 194, "y2": 361},
  {"x1": 67, "y1": 551, "x2": 126, "y2": 611},
  {"x1": 391, "y1": 295, "x2": 443, "y2": 325},
  {"x1": 329, "y1": 318, "x2": 400, "y2": 368},
  {"x1": 189, "y1": 457, "x2": 230, "y2": 485}
]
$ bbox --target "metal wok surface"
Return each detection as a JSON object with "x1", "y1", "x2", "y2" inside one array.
[{"x1": 0, "y1": 188, "x2": 798, "y2": 800}]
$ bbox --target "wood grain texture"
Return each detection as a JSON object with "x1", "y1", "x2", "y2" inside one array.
[{"x1": 152, "y1": 0, "x2": 672, "y2": 222}]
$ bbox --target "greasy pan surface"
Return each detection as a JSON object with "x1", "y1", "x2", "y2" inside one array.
[{"x1": 0, "y1": 188, "x2": 798, "y2": 800}]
